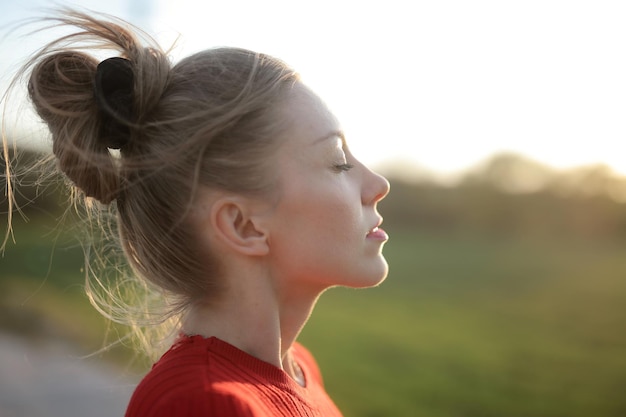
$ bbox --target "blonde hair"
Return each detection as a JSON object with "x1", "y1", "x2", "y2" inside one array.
[{"x1": 2, "y1": 9, "x2": 300, "y2": 358}]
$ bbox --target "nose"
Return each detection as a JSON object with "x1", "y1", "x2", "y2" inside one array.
[{"x1": 362, "y1": 166, "x2": 390, "y2": 205}]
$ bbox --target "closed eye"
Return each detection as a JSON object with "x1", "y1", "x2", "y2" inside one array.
[{"x1": 333, "y1": 163, "x2": 354, "y2": 172}]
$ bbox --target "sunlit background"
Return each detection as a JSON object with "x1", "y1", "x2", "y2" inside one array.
[
  {"x1": 2, "y1": 0, "x2": 626, "y2": 177},
  {"x1": 2, "y1": 1, "x2": 626, "y2": 417}
]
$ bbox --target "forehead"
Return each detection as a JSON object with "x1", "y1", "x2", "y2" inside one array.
[{"x1": 281, "y1": 83, "x2": 341, "y2": 144}]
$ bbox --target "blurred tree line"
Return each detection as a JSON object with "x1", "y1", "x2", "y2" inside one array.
[
  {"x1": 379, "y1": 153, "x2": 626, "y2": 241},
  {"x1": 3, "y1": 147, "x2": 626, "y2": 242}
]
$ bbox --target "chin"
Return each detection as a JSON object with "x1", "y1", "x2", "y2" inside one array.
[
  {"x1": 346, "y1": 260, "x2": 389, "y2": 289},
  {"x1": 366, "y1": 270, "x2": 389, "y2": 288}
]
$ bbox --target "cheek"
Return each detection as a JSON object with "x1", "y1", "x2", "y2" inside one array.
[
  {"x1": 275, "y1": 184, "x2": 360, "y2": 245},
  {"x1": 303, "y1": 191, "x2": 362, "y2": 250}
]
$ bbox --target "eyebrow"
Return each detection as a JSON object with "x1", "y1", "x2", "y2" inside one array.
[{"x1": 314, "y1": 130, "x2": 346, "y2": 146}]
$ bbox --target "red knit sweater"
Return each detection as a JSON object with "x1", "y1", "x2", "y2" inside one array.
[{"x1": 125, "y1": 335, "x2": 343, "y2": 416}]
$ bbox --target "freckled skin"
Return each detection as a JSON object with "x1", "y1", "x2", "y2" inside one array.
[{"x1": 266, "y1": 83, "x2": 391, "y2": 294}]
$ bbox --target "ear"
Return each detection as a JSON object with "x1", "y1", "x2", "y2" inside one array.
[{"x1": 210, "y1": 196, "x2": 270, "y2": 257}]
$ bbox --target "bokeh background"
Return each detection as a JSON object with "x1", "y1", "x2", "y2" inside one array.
[{"x1": 2, "y1": 1, "x2": 626, "y2": 416}]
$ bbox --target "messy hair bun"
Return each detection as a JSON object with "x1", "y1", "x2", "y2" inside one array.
[
  {"x1": 29, "y1": 51, "x2": 119, "y2": 203},
  {"x1": 26, "y1": 10, "x2": 169, "y2": 204}
]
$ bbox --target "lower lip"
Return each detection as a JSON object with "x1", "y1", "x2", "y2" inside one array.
[{"x1": 367, "y1": 228, "x2": 389, "y2": 241}]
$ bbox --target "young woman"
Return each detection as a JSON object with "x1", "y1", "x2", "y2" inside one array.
[{"x1": 4, "y1": 9, "x2": 390, "y2": 416}]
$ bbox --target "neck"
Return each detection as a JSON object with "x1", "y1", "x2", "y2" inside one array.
[{"x1": 181, "y1": 267, "x2": 323, "y2": 377}]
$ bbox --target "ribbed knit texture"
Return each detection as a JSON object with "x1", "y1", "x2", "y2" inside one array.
[{"x1": 125, "y1": 335, "x2": 343, "y2": 416}]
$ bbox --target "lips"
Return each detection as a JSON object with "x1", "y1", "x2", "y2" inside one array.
[{"x1": 366, "y1": 219, "x2": 388, "y2": 240}]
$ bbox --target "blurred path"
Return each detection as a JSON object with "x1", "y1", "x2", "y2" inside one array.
[{"x1": 0, "y1": 333, "x2": 137, "y2": 417}]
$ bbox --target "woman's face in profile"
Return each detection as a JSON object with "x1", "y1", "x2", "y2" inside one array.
[{"x1": 263, "y1": 83, "x2": 390, "y2": 293}]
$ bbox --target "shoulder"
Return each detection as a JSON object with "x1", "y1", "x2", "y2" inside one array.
[
  {"x1": 125, "y1": 336, "x2": 258, "y2": 417},
  {"x1": 125, "y1": 336, "x2": 337, "y2": 417}
]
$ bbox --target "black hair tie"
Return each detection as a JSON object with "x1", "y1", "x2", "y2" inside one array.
[{"x1": 94, "y1": 57, "x2": 134, "y2": 149}]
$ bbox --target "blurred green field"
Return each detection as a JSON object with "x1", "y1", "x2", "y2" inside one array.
[
  {"x1": 2, "y1": 219, "x2": 626, "y2": 416},
  {"x1": 300, "y1": 229, "x2": 626, "y2": 417}
]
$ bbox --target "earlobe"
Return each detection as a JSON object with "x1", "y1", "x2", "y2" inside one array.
[{"x1": 211, "y1": 197, "x2": 270, "y2": 257}]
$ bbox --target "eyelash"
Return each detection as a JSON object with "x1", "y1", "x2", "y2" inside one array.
[{"x1": 333, "y1": 163, "x2": 355, "y2": 172}]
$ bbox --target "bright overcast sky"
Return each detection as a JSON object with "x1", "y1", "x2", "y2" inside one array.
[{"x1": 2, "y1": 0, "x2": 626, "y2": 177}]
